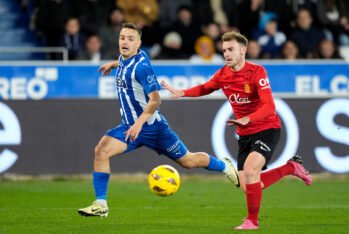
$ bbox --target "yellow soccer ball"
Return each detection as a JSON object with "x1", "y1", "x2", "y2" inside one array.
[{"x1": 148, "y1": 165, "x2": 181, "y2": 196}]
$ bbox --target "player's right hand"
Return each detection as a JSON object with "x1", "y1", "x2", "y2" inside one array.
[
  {"x1": 160, "y1": 80, "x2": 184, "y2": 98},
  {"x1": 98, "y1": 61, "x2": 118, "y2": 76}
]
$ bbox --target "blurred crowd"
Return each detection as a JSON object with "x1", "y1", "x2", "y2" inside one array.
[{"x1": 29, "y1": 0, "x2": 349, "y2": 61}]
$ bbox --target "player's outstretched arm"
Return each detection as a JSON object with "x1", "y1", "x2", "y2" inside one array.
[
  {"x1": 98, "y1": 61, "x2": 119, "y2": 76},
  {"x1": 161, "y1": 80, "x2": 184, "y2": 98}
]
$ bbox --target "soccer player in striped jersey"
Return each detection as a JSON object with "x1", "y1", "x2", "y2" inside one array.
[
  {"x1": 162, "y1": 31, "x2": 312, "y2": 230},
  {"x1": 78, "y1": 23, "x2": 239, "y2": 218}
]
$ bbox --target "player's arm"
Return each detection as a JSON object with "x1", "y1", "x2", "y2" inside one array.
[
  {"x1": 247, "y1": 90, "x2": 275, "y2": 122},
  {"x1": 98, "y1": 61, "x2": 119, "y2": 76},
  {"x1": 161, "y1": 79, "x2": 220, "y2": 98},
  {"x1": 125, "y1": 91, "x2": 161, "y2": 141}
]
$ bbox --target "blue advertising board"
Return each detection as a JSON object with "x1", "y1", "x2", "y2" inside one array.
[{"x1": 0, "y1": 62, "x2": 348, "y2": 100}]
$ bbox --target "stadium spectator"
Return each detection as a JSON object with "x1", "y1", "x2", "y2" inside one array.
[
  {"x1": 257, "y1": 18, "x2": 286, "y2": 58},
  {"x1": 202, "y1": 22, "x2": 223, "y2": 52},
  {"x1": 191, "y1": 0, "x2": 239, "y2": 31},
  {"x1": 238, "y1": 0, "x2": 264, "y2": 38},
  {"x1": 190, "y1": 36, "x2": 224, "y2": 64},
  {"x1": 77, "y1": 23, "x2": 239, "y2": 218},
  {"x1": 288, "y1": 0, "x2": 320, "y2": 25},
  {"x1": 117, "y1": 0, "x2": 159, "y2": 27},
  {"x1": 169, "y1": 5, "x2": 202, "y2": 57},
  {"x1": 281, "y1": 40, "x2": 301, "y2": 60},
  {"x1": 77, "y1": 35, "x2": 105, "y2": 63},
  {"x1": 246, "y1": 40, "x2": 262, "y2": 59},
  {"x1": 290, "y1": 8, "x2": 326, "y2": 58},
  {"x1": 158, "y1": 0, "x2": 192, "y2": 28},
  {"x1": 72, "y1": 0, "x2": 113, "y2": 36},
  {"x1": 263, "y1": 0, "x2": 295, "y2": 36},
  {"x1": 99, "y1": 8, "x2": 125, "y2": 60},
  {"x1": 161, "y1": 31, "x2": 312, "y2": 230},
  {"x1": 316, "y1": 39, "x2": 343, "y2": 58},
  {"x1": 191, "y1": 0, "x2": 214, "y2": 27},
  {"x1": 59, "y1": 18, "x2": 85, "y2": 60},
  {"x1": 33, "y1": 0, "x2": 73, "y2": 59},
  {"x1": 316, "y1": 0, "x2": 349, "y2": 45},
  {"x1": 156, "y1": 31, "x2": 188, "y2": 60}
]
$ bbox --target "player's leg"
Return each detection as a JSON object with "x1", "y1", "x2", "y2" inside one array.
[
  {"x1": 260, "y1": 155, "x2": 312, "y2": 189},
  {"x1": 176, "y1": 151, "x2": 239, "y2": 186},
  {"x1": 94, "y1": 135, "x2": 127, "y2": 173},
  {"x1": 150, "y1": 125, "x2": 239, "y2": 186},
  {"x1": 234, "y1": 151, "x2": 265, "y2": 230},
  {"x1": 234, "y1": 129, "x2": 280, "y2": 230},
  {"x1": 78, "y1": 136, "x2": 127, "y2": 217},
  {"x1": 78, "y1": 124, "x2": 139, "y2": 217},
  {"x1": 93, "y1": 135, "x2": 127, "y2": 202}
]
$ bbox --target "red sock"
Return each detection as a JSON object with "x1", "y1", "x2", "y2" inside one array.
[
  {"x1": 246, "y1": 182, "x2": 262, "y2": 226},
  {"x1": 260, "y1": 163, "x2": 294, "y2": 189}
]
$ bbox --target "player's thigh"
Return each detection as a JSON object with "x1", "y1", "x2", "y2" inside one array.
[
  {"x1": 95, "y1": 135, "x2": 128, "y2": 158},
  {"x1": 243, "y1": 151, "x2": 266, "y2": 172},
  {"x1": 147, "y1": 127, "x2": 188, "y2": 160}
]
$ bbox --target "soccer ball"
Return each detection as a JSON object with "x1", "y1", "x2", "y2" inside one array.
[{"x1": 148, "y1": 165, "x2": 181, "y2": 196}]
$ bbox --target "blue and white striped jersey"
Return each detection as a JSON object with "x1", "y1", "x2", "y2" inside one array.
[{"x1": 115, "y1": 49, "x2": 163, "y2": 127}]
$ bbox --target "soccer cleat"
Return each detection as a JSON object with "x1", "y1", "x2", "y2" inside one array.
[
  {"x1": 234, "y1": 219, "x2": 259, "y2": 230},
  {"x1": 222, "y1": 157, "x2": 240, "y2": 187},
  {"x1": 288, "y1": 155, "x2": 312, "y2": 186},
  {"x1": 78, "y1": 201, "x2": 109, "y2": 217}
]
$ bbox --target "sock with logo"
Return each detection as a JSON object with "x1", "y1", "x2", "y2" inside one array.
[
  {"x1": 93, "y1": 171, "x2": 110, "y2": 201},
  {"x1": 246, "y1": 182, "x2": 262, "y2": 226},
  {"x1": 206, "y1": 155, "x2": 225, "y2": 171},
  {"x1": 260, "y1": 162, "x2": 294, "y2": 189}
]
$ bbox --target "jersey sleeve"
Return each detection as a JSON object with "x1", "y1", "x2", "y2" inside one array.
[
  {"x1": 135, "y1": 62, "x2": 161, "y2": 95},
  {"x1": 183, "y1": 70, "x2": 221, "y2": 97},
  {"x1": 248, "y1": 66, "x2": 276, "y2": 122}
]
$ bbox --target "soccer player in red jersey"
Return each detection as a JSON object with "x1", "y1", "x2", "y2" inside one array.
[{"x1": 162, "y1": 31, "x2": 312, "y2": 230}]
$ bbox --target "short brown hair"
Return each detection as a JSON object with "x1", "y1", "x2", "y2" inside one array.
[
  {"x1": 122, "y1": 23, "x2": 142, "y2": 38},
  {"x1": 222, "y1": 31, "x2": 248, "y2": 47}
]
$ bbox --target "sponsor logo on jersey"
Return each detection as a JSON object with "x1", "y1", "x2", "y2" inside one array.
[
  {"x1": 259, "y1": 77, "x2": 270, "y2": 90},
  {"x1": 116, "y1": 77, "x2": 128, "y2": 89},
  {"x1": 244, "y1": 83, "x2": 251, "y2": 93},
  {"x1": 228, "y1": 94, "x2": 251, "y2": 104}
]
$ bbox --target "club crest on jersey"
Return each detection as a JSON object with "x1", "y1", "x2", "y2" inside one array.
[
  {"x1": 116, "y1": 77, "x2": 128, "y2": 89},
  {"x1": 244, "y1": 83, "x2": 251, "y2": 93}
]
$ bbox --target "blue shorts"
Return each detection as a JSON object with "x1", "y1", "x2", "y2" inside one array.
[{"x1": 105, "y1": 122, "x2": 188, "y2": 160}]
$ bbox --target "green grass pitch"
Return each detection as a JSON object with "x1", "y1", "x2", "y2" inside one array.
[{"x1": 0, "y1": 176, "x2": 348, "y2": 234}]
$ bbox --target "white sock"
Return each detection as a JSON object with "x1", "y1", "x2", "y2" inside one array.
[{"x1": 96, "y1": 199, "x2": 107, "y2": 207}]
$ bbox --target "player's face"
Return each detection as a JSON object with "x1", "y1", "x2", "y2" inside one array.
[
  {"x1": 119, "y1": 28, "x2": 141, "y2": 59},
  {"x1": 222, "y1": 40, "x2": 246, "y2": 70}
]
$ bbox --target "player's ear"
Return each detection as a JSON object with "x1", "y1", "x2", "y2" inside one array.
[{"x1": 241, "y1": 45, "x2": 247, "y2": 55}]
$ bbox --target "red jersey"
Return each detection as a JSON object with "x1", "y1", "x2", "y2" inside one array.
[{"x1": 183, "y1": 61, "x2": 281, "y2": 136}]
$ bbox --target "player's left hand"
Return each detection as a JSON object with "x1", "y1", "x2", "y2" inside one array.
[
  {"x1": 124, "y1": 122, "x2": 142, "y2": 142},
  {"x1": 160, "y1": 80, "x2": 184, "y2": 98},
  {"x1": 226, "y1": 116, "x2": 250, "y2": 126}
]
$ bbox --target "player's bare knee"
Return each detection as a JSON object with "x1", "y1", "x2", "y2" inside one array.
[
  {"x1": 243, "y1": 166, "x2": 259, "y2": 179},
  {"x1": 94, "y1": 145, "x2": 108, "y2": 161}
]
